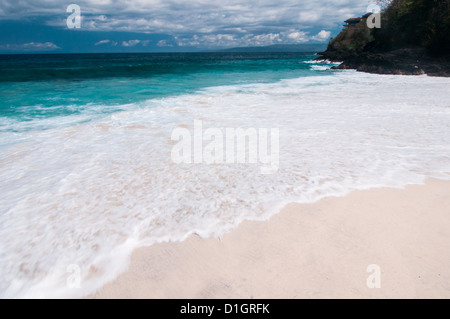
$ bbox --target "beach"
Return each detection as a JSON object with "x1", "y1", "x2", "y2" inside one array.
[
  {"x1": 1, "y1": 54, "x2": 449, "y2": 298},
  {"x1": 93, "y1": 179, "x2": 450, "y2": 299}
]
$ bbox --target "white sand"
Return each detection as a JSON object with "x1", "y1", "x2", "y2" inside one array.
[{"x1": 93, "y1": 179, "x2": 450, "y2": 298}]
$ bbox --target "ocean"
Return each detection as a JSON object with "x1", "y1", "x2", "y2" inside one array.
[{"x1": 0, "y1": 52, "x2": 449, "y2": 298}]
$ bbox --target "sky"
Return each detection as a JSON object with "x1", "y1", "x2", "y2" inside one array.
[{"x1": 0, "y1": 0, "x2": 375, "y2": 53}]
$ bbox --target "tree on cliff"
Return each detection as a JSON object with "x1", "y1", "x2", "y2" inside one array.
[{"x1": 374, "y1": 0, "x2": 449, "y2": 56}]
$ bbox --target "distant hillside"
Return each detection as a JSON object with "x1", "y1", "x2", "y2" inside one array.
[
  {"x1": 319, "y1": 0, "x2": 449, "y2": 76},
  {"x1": 217, "y1": 44, "x2": 327, "y2": 53}
]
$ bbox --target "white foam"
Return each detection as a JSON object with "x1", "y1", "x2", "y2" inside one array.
[
  {"x1": 0, "y1": 71, "x2": 449, "y2": 298},
  {"x1": 310, "y1": 64, "x2": 332, "y2": 71}
]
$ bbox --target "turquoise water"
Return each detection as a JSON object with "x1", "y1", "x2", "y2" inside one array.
[{"x1": 0, "y1": 52, "x2": 323, "y2": 132}]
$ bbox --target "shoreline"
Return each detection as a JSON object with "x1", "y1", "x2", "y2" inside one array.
[{"x1": 91, "y1": 178, "x2": 450, "y2": 299}]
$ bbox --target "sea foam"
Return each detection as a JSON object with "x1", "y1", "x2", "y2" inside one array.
[{"x1": 0, "y1": 71, "x2": 449, "y2": 298}]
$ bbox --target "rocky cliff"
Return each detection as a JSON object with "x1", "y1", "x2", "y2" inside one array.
[{"x1": 317, "y1": 0, "x2": 450, "y2": 77}]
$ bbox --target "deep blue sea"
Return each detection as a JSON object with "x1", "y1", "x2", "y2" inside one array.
[{"x1": 1, "y1": 53, "x2": 449, "y2": 298}]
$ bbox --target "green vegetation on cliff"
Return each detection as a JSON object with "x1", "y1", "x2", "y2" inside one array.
[{"x1": 328, "y1": 0, "x2": 449, "y2": 56}]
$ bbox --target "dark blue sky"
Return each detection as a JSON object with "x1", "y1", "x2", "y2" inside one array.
[{"x1": 0, "y1": 0, "x2": 372, "y2": 53}]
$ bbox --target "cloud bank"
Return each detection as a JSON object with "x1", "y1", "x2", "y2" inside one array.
[
  {"x1": 0, "y1": 42, "x2": 60, "y2": 51},
  {"x1": 0, "y1": 0, "x2": 371, "y2": 48}
]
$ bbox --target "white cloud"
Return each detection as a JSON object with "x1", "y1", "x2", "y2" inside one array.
[
  {"x1": 287, "y1": 31, "x2": 308, "y2": 43},
  {"x1": 0, "y1": 42, "x2": 60, "y2": 51},
  {"x1": 311, "y1": 30, "x2": 331, "y2": 42},
  {"x1": 22, "y1": 42, "x2": 59, "y2": 49},
  {"x1": 121, "y1": 39, "x2": 141, "y2": 47},
  {"x1": 157, "y1": 40, "x2": 174, "y2": 47},
  {"x1": 94, "y1": 39, "x2": 110, "y2": 46}
]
